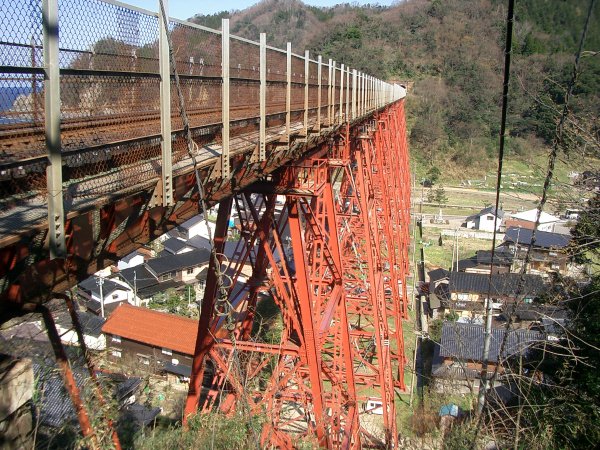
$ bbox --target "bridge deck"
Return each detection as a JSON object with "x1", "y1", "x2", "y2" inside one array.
[{"x1": 0, "y1": 116, "x2": 322, "y2": 246}]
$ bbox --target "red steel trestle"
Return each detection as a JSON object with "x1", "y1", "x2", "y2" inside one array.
[{"x1": 184, "y1": 102, "x2": 410, "y2": 448}]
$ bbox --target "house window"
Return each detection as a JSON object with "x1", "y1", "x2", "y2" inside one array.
[
  {"x1": 549, "y1": 252, "x2": 557, "y2": 256},
  {"x1": 137, "y1": 354, "x2": 150, "y2": 365},
  {"x1": 112, "y1": 293, "x2": 119, "y2": 299},
  {"x1": 112, "y1": 335, "x2": 121, "y2": 343},
  {"x1": 160, "y1": 272, "x2": 174, "y2": 282},
  {"x1": 187, "y1": 268, "x2": 194, "y2": 275},
  {"x1": 457, "y1": 293, "x2": 469, "y2": 301},
  {"x1": 487, "y1": 216, "x2": 494, "y2": 220},
  {"x1": 111, "y1": 350, "x2": 122, "y2": 358},
  {"x1": 162, "y1": 348, "x2": 172, "y2": 356}
]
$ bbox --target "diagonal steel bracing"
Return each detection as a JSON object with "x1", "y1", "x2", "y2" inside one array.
[{"x1": 184, "y1": 102, "x2": 410, "y2": 449}]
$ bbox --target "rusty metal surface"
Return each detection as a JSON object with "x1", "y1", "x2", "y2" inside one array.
[{"x1": 0, "y1": 0, "x2": 404, "y2": 319}]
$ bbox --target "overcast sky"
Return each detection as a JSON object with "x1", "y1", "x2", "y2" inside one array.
[{"x1": 124, "y1": 0, "x2": 398, "y2": 20}]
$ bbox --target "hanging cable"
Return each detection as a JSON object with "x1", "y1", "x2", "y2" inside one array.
[
  {"x1": 157, "y1": 0, "x2": 232, "y2": 322},
  {"x1": 477, "y1": 0, "x2": 516, "y2": 415},
  {"x1": 474, "y1": 0, "x2": 597, "y2": 438}
]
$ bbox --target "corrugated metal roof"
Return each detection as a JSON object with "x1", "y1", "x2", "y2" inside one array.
[
  {"x1": 102, "y1": 304, "x2": 198, "y2": 355},
  {"x1": 439, "y1": 322, "x2": 543, "y2": 361}
]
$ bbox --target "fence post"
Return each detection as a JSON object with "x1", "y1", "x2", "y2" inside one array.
[
  {"x1": 158, "y1": 0, "x2": 173, "y2": 205},
  {"x1": 220, "y1": 18, "x2": 230, "y2": 178},
  {"x1": 42, "y1": 0, "x2": 65, "y2": 258},
  {"x1": 304, "y1": 50, "x2": 309, "y2": 135},
  {"x1": 361, "y1": 73, "x2": 366, "y2": 116},
  {"x1": 286, "y1": 42, "x2": 291, "y2": 143},
  {"x1": 317, "y1": 55, "x2": 322, "y2": 131},
  {"x1": 352, "y1": 69, "x2": 357, "y2": 121},
  {"x1": 327, "y1": 59, "x2": 332, "y2": 127},
  {"x1": 256, "y1": 32, "x2": 266, "y2": 162},
  {"x1": 339, "y1": 63, "x2": 344, "y2": 123},
  {"x1": 346, "y1": 67, "x2": 350, "y2": 119}
]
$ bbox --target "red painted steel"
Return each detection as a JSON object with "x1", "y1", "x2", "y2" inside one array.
[
  {"x1": 183, "y1": 102, "x2": 410, "y2": 448},
  {"x1": 40, "y1": 305, "x2": 100, "y2": 449}
]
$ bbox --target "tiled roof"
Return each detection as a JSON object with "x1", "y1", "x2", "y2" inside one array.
[
  {"x1": 122, "y1": 403, "x2": 161, "y2": 426},
  {"x1": 448, "y1": 271, "x2": 545, "y2": 298},
  {"x1": 146, "y1": 248, "x2": 211, "y2": 276},
  {"x1": 163, "y1": 237, "x2": 192, "y2": 254},
  {"x1": 466, "y1": 206, "x2": 504, "y2": 222},
  {"x1": 102, "y1": 304, "x2": 198, "y2": 355},
  {"x1": 75, "y1": 311, "x2": 105, "y2": 337},
  {"x1": 79, "y1": 277, "x2": 128, "y2": 297},
  {"x1": 504, "y1": 227, "x2": 571, "y2": 249},
  {"x1": 476, "y1": 249, "x2": 513, "y2": 266},
  {"x1": 454, "y1": 257, "x2": 478, "y2": 272},
  {"x1": 439, "y1": 322, "x2": 544, "y2": 361},
  {"x1": 34, "y1": 363, "x2": 83, "y2": 428},
  {"x1": 428, "y1": 268, "x2": 449, "y2": 283},
  {"x1": 118, "y1": 265, "x2": 158, "y2": 290}
]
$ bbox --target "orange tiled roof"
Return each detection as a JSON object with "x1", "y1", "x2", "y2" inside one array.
[{"x1": 101, "y1": 304, "x2": 198, "y2": 355}]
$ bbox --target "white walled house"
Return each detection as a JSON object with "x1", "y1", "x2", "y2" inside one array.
[
  {"x1": 117, "y1": 250, "x2": 145, "y2": 271},
  {"x1": 55, "y1": 311, "x2": 106, "y2": 351},
  {"x1": 145, "y1": 248, "x2": 211, "y2": 284},
  {"x1": 78, "y1": 277, "x2": 136, "y2": 316},
  {"x1": 162, "y1": 237, "x2": 195, "y2": 255},
  {"x1": 465, "y1": 207, "x2": 504, "y2": 232}
]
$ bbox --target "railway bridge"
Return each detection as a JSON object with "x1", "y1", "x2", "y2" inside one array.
[{"x1": 0, "y1": 0, "x2": 411, "y2": 448}]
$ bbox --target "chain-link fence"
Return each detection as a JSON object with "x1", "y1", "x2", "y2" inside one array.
[{"x1": 0, "y1": 0, "x2": 398, "y2": 236}]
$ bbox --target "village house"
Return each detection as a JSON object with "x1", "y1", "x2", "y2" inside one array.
[
  {"x1": 464, "y1": 206, "x2": 504, "y2": 232},
  {"x1": 113, "y1": 247, "x2": 213, "y2": 308},
  {"x1": 430, "y1": 271, "x2": 546, "y2": 319},
  {"x1": 161, "y1": 237, "x2": 196, "y2": 255},
  {"x1": 454, "y1": 248, "x2": 514, "y2": 274},
  {"x1": 502, "y1": 227, "x2": 571, "y2": 275},
  {"x1": 102, "y1": 304, "x2": 197, "y2": 379},
  {"x1": 166, "y1": 214, "x2": 210, "y2": 241},
  {"x1": 501, "y1": 303, "x2": 569, "y2": 340},
  {"x1": 117, "y1": 248, "x2": 151, "y2": 271},
  {"x1": 431, "y1": 321, "x2": 544, "y2": 392},
  {"x1": 78, "y1": 276, "x2": 136, "y2": 316},
  {"x1": 504, "y1": 209, "x2": 561, "y2": 232},
  {"x1": 54, "y1": 310, "x2": 106, "y2": 351},
  {"x1": 145, "y1": 247, "x2": 211, "y2": 284}
]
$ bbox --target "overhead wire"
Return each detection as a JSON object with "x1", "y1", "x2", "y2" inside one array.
[
  {"x1": 157, "y1": 0, "x2": 234, "y2": 325},
  {"x1": 473, "y1": 0, "x2": 597, "y2": 440}
]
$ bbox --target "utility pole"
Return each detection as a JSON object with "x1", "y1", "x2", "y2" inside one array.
[
  {"x1": 97, "y1": 276, "x2": 105, "y2": 318},
  {"x1": 455, "y1": 229, "x2": 459, "y2": 269},
  {"x1": 133, "y1": 270, "x2": 138, "y2": 306}
]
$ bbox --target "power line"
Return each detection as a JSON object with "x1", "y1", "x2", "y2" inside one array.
[
  {"x1": 474, "y1": 0, "x2": 598, "y2": 438},
  {"x1": 477, "y1": 0, "x2": 516, "y2": 416}
]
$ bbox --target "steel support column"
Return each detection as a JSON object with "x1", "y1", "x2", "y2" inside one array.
[{"x1": 184, "y1": 197, "x2": 233, "y2": 420}]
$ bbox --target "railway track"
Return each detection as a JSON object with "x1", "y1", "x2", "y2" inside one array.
[{"x1": 0, "y1": 100, "x2": 315, "y2": 165}]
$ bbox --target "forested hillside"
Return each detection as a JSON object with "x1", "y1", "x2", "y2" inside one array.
[{"x1": 190, "y1": 0, "x2": 600, "y2": 180}]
